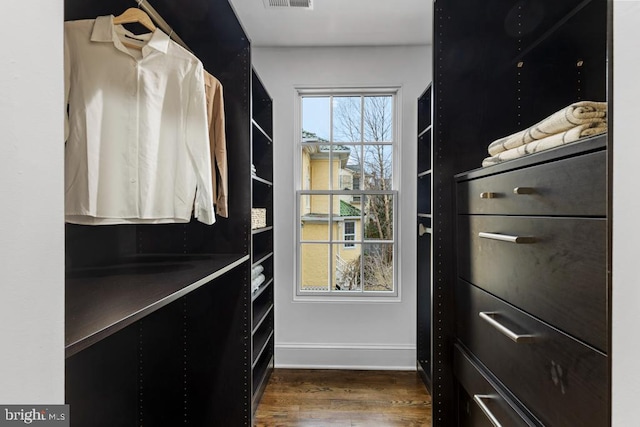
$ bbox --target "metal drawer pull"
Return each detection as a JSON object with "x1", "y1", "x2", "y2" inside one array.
[
  {"x1": 480, "y1": 192, "x2": 497, "y2": 199},
  {"x1": 479, "y1": 312, "x2": 535, "y2": 343},
  {"x1": 478, "y1": 232, "x2": 535, "y2": 244},
  {"x1": 513, "y1": 186, "x2": 535, "y2": 195},
  {"x1": 473, "y1": 395, "x2": 503, "y2": 427}
]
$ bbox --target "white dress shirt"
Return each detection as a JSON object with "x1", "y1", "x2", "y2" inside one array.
[{"x1": 64, "y1": 15, "x2": 215, "y2": 225}]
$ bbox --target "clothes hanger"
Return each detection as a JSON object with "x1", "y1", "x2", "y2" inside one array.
[
  {"x1": 113, "y1": 6, "x2": 156, "y2": 49},
  {"x1": 113, "y1": 7, "x2": 156, "y2": 32}
]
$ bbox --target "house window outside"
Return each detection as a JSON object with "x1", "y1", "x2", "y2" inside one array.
[
  {"x1": 344, "y1": 221, "x2": 356, "y2": 248},
  {"x1": 297, "y1": 90, "x2": 398, "y2": 296}
]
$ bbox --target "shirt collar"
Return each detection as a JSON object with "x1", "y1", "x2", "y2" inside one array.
[{"x1": 90, "y1": 15, "x2": 170, "y2": 55}]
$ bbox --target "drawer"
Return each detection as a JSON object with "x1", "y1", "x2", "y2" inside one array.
[
  {"x1": 456, "y1": 280, "x2": 608, "y2": 427},
  {"x1": 457, "y1": 150, "x2": 605, "y2": 216},
  {"x1": 457, "y1": 215, "x2": 607, "y2": 351},
  {"x1": 454, "y1": 344, "x2": 536, "y2": 427}
]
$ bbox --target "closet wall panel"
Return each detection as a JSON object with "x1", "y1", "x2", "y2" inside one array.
[{"x1": 64, "y1": 0, "x2": 261, "y2": 424}]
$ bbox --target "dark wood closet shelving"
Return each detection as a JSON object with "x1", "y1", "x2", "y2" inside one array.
[
  {"x1": 252, "y1": 278, "x2": 274, "y2": 301},
  {"x1": 65, "y1": 253, "x2": 248, "y2": 357},
  {"x1": 253, "y1": 175, "x2": 273, "y2": 186},
  {"x1": 252, "y1": 303, "x2": 274, "y2": 334},
  {"x1": 250, "y1": 68, "x2": 275, "y2": 413},
  {"x1": 416, "y1": 83, "x2": 433, "y2": 394},
  {"x1": 64, "y1": 0, "x2": 271, "y2": 425},
  {"x1": 252, "y1": 225, "x2": 274, "y2": 234},
  {"x1": 430, "y1": 0, "x2": 610, "y2": 424},
  {"x1": 253, "y1": 120, "x2": 273, "y2": 143}
]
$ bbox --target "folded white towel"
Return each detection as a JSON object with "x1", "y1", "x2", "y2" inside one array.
[
  {"x1": 251, "y1": 264, "x2": 264, "y2": 279},
  {"x1": 252, "y1": 274, "x2": 266, "y2": 292},
  {"x1": 482, "y1": 122, "x2": 607, "y2": 167},
  {"x1": 487, "y1": 101, "x2": 607, "y2": 156}
]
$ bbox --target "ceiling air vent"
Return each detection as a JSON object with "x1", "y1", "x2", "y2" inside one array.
[{"x1": 263, "y1": 0, "x2": 313, "y2": 9}]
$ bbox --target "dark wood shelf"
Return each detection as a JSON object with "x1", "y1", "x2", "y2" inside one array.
[
  {"x1": 418, "y1": 125, "x2": 432, "y2": 138},
  {"x1": 252, "y1": 226, "x2": 273, "y2": 235},
  {"x1": 252, "y1": 176, "x2": 273, "y2": 186},
  {"x1": 253, "y1": 252, "x2": 274, "y2": 268},
  {"x1": 252, "y1": 278, "x2": 274, "y2": 302},
  {"x1": 252, "y1": 120, "x2": 273, "y2": 143},
  {"x1": 252, "y1": 330, "x2": 275, "y2": 369},
  {"x1": 252, "y1": 354, "x2": 273, "y2": 401},
  {"x1": 253, "y1": 303, "x2": 274, "y2": 335},
  {"x1": 66, "y1": 253, "x2": 249, "y2": 357}
]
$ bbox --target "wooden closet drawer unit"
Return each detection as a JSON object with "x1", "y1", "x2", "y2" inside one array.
[
  {"x1": 454, "y1": 344, "x2": 536, "y2": 427},
  {"x1": 457, "y1": 214, "x2": 607, "y2": 351},
  {"x1": 455, "y1": 279, "x2": 608, "y2": 427},
  {"x1": 457, "y1": 150, "x2": 605, "y2": 216}
]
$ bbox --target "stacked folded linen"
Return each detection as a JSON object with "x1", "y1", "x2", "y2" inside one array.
[
  {"x1": 251, "y1": 264, "x2": 264, "y2": 278},
  {"x1": 483, "y1": 122, "x2": 607, "y2": 167},
  {"x1": 251, "y1": 264, "x2": 265, "y2": 293},
  {"x1": 252, "y1": 274, "x2": 266, "y2": 293},
  {"x1": 483, "y1": 101, "x2": 607, "y2": 167}
]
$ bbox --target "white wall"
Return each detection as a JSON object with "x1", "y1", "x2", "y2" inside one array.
[
  {"x1": 253, "y1": 45, "x2": 431, "y2": 369},
  {"x1": 0, "y1": 1, "x2": 65, "y2": 403},
  {"x1": 612, "y1": 1, "x2": 640, "y2": 424}
]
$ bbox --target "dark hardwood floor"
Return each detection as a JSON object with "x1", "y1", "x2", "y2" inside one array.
[{"x1": 254, "y1": 369, "x2": 432, "y2": 426}]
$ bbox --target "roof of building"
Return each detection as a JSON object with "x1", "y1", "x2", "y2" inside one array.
[
  {"x1": 302, "y1": 130, "x2": 329, "y2": 143},
  {"x1": 340, "y1": 200, "x2": 361, "y2": 217}
]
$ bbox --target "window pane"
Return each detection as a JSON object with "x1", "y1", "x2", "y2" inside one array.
[
  {"x1": 363, "y1": 145, "x2": 393, "y2": 190},
  {"x1": 364, "y1": 195, "x2": 394, "y2": 240},
  {"x1": 300, "y1": 147, "x2": 312, "y2": 190},
  {"x1": 300, "y1": 195, "x2": 330, "y2": 241},
  {"x1": 363, "y1": 244, "x2": 394, "y2": 292},
  {"x1": 364, "y1": 96, "x2": 393, "y2": 142},
  {"x1": 300, "y1": 144, "x2": 331, "y2": 190},
  {"x1": 333, "y1": 96, "x2": 362, "y2": 142},
  {"x1": 335, "y1": 144, "x2": 362, "y2": 190},
  {"x1": 302, "y1": 96, "x2": 330, "y2": 142},
  {"x1": 300, "y1": 244, "x2": 330, "y2": 292},
  {"x1": 333, "y1": 243, "x2": 361, "y2": 291},
  {"x1": 332, "y1": 196, "x2": 362, "y2": 241}
]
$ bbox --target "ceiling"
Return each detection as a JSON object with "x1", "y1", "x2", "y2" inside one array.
[{"x1": 228, "y1": 0, "x2": 432, "y2": 47}]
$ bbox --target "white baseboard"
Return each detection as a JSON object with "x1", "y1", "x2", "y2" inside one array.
[{"x1": 275, "y1": 343, "x2": 416, "y2": 370}]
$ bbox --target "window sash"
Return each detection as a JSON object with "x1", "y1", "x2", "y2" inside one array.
[
  {"x1": 344, "y1": 221, "x2": 355, "y2": 247},
  {"x1": 296, "y1": 90, "x2": 398, "y2": 297}
]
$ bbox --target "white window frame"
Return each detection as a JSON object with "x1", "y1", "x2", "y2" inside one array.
[
  {"x1": 343, "y1": 220, "x2": 356, "y2": 248},
  {"x1": 294, "y1": 87, "x2": 400, "y2": 300}
]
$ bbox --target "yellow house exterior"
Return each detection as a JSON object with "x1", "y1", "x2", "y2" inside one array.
[{"x1": 300, "y1": 142, "x2": 363, "y2": 291}]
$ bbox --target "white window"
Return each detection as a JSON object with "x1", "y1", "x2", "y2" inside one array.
[
  {"x1": 296, "y1": 89, "x2": 398, "y2": 296},
  {"x1": 344, "y1": 221, "x2": 356, "y2": 248}
]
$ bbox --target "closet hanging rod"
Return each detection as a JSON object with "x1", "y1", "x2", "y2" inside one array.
[{"x1": 135, "y1": 0, "x2": 191, "y2": 53}]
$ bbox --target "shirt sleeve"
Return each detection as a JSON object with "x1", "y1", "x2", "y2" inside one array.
[
  {"x1": 212, "y1": 78, "x2": 229, "y2": 217},
  {"x1": 185, "y1": 59, "x2": 215, "y2": 225}
]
